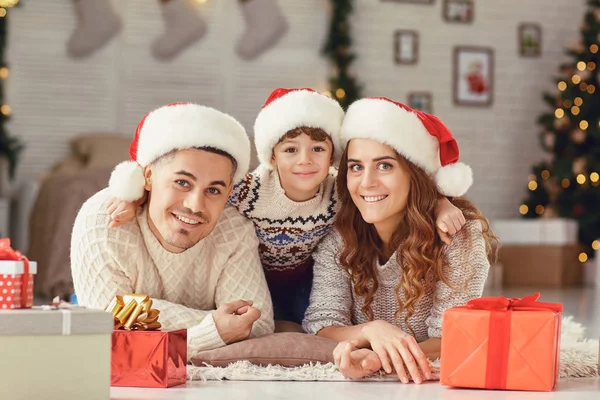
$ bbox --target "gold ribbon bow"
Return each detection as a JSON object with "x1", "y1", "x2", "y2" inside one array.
[{"x1": 104, "y1": 294, "x2": 161, "y2": 331}]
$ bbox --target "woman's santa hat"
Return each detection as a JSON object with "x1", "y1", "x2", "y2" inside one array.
[
  {"x1": 340, "y1": 97, "x2": 473, "y2": 197},
  {"x1": 253, "y1": 88, "x2": 345, "y2": 167},
  {"x1": 108, "y1": 102, "x2": 250, "y2": 202}
]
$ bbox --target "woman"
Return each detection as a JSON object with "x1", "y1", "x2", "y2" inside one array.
[{"x1": 302, "y1": 97, "x2": 497, "y2": 383}]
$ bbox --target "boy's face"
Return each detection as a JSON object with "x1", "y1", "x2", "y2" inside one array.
[
  {"x1": 271, "y1": 132, "x2": 333, "y2": 202},
  {"x1": 144, "y1": 148, "x2": 234, "y2": 253}
]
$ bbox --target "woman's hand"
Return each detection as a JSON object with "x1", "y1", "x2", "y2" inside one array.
[
  {"x1": 435, "y1": 197, "x2": 466, "y2": 245},
  {"x1": 333, "y1": 341, "x2": 382, "y2": 379},
  {"x1": 362, "y1": 320, "x2": 432, "y2": 384}
]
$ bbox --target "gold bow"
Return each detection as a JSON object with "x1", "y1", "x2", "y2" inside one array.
[{"x1": 104, "y1": 294, "x2": 161, "y2": 331}]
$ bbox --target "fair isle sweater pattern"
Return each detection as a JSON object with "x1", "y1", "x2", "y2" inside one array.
[{"x1": 228, "y1": 167, "x2": 339, "y2": 273}]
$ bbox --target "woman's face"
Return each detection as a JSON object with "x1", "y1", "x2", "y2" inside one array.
[{"x1": 346, "y1": 138, "x2": 411, "y2": 241}]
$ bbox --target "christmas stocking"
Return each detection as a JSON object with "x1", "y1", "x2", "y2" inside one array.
[
  {"x1": 236, "y1": 0, "x2": 288, "y2": 60},
  {"x1": 152, "y1": 0, "x2": 207, "y2": 61},
  {"x1": 67, "y1": 0, "x2": 122, "y2": 58}
]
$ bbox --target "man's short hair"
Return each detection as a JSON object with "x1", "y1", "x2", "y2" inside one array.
[{"x1": 153, "y1": 146, "x2": 238, "y2": 183}]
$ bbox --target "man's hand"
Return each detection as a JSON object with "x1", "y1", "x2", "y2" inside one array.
[{"x1": 212, "y1": 300, "x2": 262, "y2": 344}]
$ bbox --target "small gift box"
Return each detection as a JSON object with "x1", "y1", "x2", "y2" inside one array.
[
  {"x1": 0, "y1": 238, "x2": 36, "y2": 309},
  {"x1": 0, "y1": 303, "x2": 113, "y2": 400},
  {"x1": 106, "y1": 294, "x2": 187, "y2": 388},
  {"x1": 440, "y1": 293, "x2": 562, "y2": 392}
]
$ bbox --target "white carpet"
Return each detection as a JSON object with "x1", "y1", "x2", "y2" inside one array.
[{"x1": 187, "y1": 316, "x2": 599, "y2": 382}]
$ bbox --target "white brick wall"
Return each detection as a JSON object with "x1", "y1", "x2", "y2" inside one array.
[{"x1": 5, "y1": 0, "x2": 587, "y2": 219}]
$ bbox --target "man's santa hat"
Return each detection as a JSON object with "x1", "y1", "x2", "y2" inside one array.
[
  {"x1": 108, "y1": 102, "x2": 250, "y2": 202},
  {"x1": 253, "y1": 88, "x2": 345, "y2": 167},
  {"x1": 340, "y1": 97, "x2": 473, "y2": 197}
]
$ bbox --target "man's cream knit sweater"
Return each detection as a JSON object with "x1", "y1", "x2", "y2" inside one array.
[{"x1": 71, "y1": 189, "x2": 274, "y2": 359}]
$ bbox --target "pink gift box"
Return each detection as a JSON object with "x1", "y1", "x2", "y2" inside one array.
[{"x1": 0, "y1": 261, "x2": 37, "y2": 309}]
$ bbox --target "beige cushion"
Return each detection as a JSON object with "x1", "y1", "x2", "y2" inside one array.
[
  {"x1": 190, "y1": 333, "x2": 337, "y2": 367},
  {"x1": 71, "y1": 133, "x2": 131, "y2": 169}
]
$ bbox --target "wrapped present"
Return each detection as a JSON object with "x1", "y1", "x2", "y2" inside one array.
[
  {"x1": 0, "y1": 304, "x2": 113, "y2": 400},
  {"x1": 491, "y1": 219, "x2": 582, "y2": 287},
  {"x1": 106, "y1": 294, "x2": 187, "y2": 388},
  {"x1": 0, "y1": 238, "x2": 36, "y2": 309},
  {"x1": 440, "y1": 293, "x2": 562, "y2": 392}
]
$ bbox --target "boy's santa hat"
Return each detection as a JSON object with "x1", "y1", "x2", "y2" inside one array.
[
  {"x1": 108, "y1": 102, "x2": 250, "y2": 202},
  {"x1": 340, "y1": 97, "x2": 473, "y2": 197},
  {"x1": 253, "y1": 88, "x2": 345, "y2": 167}
]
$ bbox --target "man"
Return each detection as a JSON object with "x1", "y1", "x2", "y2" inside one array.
[{"x1": 71, "y1": 103, "x2": 274, "y2": 359}]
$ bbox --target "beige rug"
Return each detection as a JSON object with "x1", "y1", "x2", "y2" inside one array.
[{"x1": 187, "y1": 316, "x2": 599, "y2": 382}]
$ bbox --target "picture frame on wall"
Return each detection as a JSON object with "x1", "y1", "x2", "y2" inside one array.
[
  {"x1": 408, "y1": 92, "x2": 433, "y2": 113},
  {"x1": 394, "y1": 30, "x2": 419, "y2": 65},
  {"x1": 519, "y1": 23, "x2": 542, "y2": 57},
  {"x1": 443, "y1": 0, "x2": 474, "y2": 24},
  {"x1": 453, "y1": 46, "x2": 494, "y2": 107}
]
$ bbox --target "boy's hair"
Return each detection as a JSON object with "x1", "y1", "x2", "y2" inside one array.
[{"x1": 272, "y1": 127, "x2": 334, "y2": 160}]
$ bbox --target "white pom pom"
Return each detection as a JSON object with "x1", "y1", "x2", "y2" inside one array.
[
  {"x1": 435, "y1": 162, "x2": 473, "y2": 197},
  {"x1": 108, "y1": 161, "x2": 146, "y2": 202}
]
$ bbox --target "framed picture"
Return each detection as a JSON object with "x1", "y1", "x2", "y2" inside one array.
[
  {"x1": 408, "y1": 92, "x2": 433, "y2": 113},
  {"x1": 443, "y1": 0, "x2": 474, "y2": 24},
  {"x1": 382, "y1": 0, "x2": 434, "y2": 4},
  {"x1": 394, "y1": 30, "x2": 419, "y2": 65},
  {"x1": 519, "y1": 23, "x2": 542, "y2": 57},
  {"x1": 453, "y1": 46, "x2": 494, "y2": 107}
]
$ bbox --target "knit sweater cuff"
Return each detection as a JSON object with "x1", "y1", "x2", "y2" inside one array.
[{"x1": 187, "y1": 313, "x2": 227, "y2": 355}]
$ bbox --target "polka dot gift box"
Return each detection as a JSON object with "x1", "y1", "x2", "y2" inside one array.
[
  {"x1": 0, "y1": 238, "x2": 36, "y2": 309},
  {"x1": 0, "y1": 260, "x2": 36, "y2": 309}
]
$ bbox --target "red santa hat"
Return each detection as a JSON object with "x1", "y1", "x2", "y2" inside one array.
[
  {"x1": 108, "y1": 102, "x2": 250, "y2": 202},
  {"x1": 340, "y1": 97, "x2": 473, "y2": 197},
  {"x1": 253, "y1": 88, "x2": 345, "y2": 167}
]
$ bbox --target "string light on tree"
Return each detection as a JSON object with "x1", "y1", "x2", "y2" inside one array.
[
  {"x1": 577, "y1": 174, "x2": 587, "y2": 184},
  {"x1": 571, "y1": 106, "x2": 581, "y2": 115},
  {"x1": 535, "y1": 205, "x2": 545, "y2": 215},
  {"x1": 579, "y1": 252, "x2": 588, "y2": 263},
  {"x1": 577, "y1": 61, "x2": 587, "y2": 71},
  {"x1": 580, "y1": 120, "x2": 589, "y2": 129},
  {"x1": 588, "y1": 61, "x2": 596, "y2": 70},
  {"x1": 587, "y1": 85, "x2": 596, "y2": 94},
  {"x1": 590, "y1": 172, "x2": 599, "y2": 182},
  {"x1": 528, "y1": 181, "x2": 538, "y2": 191},
  {"x1": 558, "y1": 81, "x2": 567, "y2": 91},
  {"x1": 555, "y1": 108, "x2": 565, "y2": 118},
  {"x1": 0, "y1": 104, "x2": 10, "y2": 116},
  {"x1": 593, "y1": 240, "x2": 600, "y2": 251},
  {"x1": 541, "y1": 170, "x2": 551, "y2": 180},
  {"x1": 591, "y1": 44, "x2": 599, "y2": 53},
  {"x1": 561, "y1": 178, "x2": 571, "y2": 188},
  {"x1": 519, "y1": 204, "x2": 529, "y2": 215},
  {"x1": 572, "y1": 74, "x2": 582, "y2": 84}
]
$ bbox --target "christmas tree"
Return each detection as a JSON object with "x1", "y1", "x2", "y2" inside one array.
[
  {"x1": 0, "y1": 1, "x2": 23, "y2": 179},
  {"x1": 521, "y1": 0, "x2": 600, "y2": 260}
]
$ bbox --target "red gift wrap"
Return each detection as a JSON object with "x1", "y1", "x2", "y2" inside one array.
[
  {"x1": 111, "y1": 329, "x2": 187, "y2": 388},
  {"x1": 440, "y1": 293, "x2": 562, "y2": 392},
  {"x1": 105, "y1": 294, "x2": 187, "y2": 388},
  {"x1": 0, "y1": 238, "x2": 35, "y2": 309}
]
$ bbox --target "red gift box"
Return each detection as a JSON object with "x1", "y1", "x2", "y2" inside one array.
[
  {"x1": 440, "y1": 293, "x2": 561, "y2": 392},
  {"x1": 0, "y1": 238, "x2": 36, "y2": 309},
  {"x1": 111, "y1": 329, "x2": 187, "y2": 388}
]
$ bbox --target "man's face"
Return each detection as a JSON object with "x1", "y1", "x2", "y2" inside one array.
[{"x1": 144, "y1": 148, "x2": 234, "y2": 253}]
